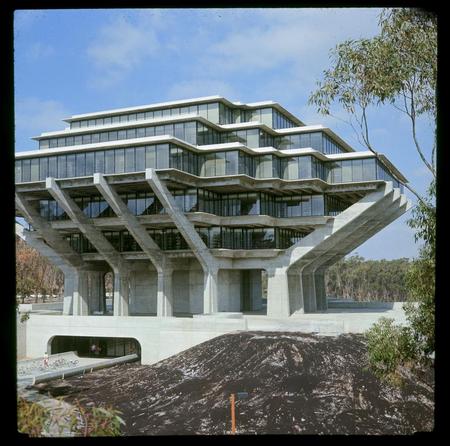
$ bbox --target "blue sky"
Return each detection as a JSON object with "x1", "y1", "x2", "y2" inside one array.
[{"x1": 14, "y1": 8, "x2": 435, "y2": 260}]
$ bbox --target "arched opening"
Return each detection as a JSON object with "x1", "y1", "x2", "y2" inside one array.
[{"x1": 50, "y1": 335, "x2": 141, "y2": 360}]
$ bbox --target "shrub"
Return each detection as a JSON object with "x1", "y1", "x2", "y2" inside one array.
[
  {"x1": 17, "y1": 396, "x2": 125, "y2": 437},
  {"x1": 365, "y1": 317, "x2": 416, "y2": 384}
]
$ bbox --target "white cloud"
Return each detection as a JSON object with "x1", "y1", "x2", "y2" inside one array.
[
  {"x1": 86, "y1": 15, "x2": 160, "y2": 87},
  {"x1": 198, "y1": 8, "x2": 381, "y2": 77},
  {"x1": 15, "y1": 97, "x2": 70, "y2": 151}
]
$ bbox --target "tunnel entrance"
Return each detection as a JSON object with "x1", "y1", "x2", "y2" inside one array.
[{"x1": 51, "y1": 336, "x2": 141, "y2": 360}]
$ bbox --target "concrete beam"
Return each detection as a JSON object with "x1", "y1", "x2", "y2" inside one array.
[
  {"x1": 15, "y1": 193, "x2": 85, "y2": 269},
  {"x1": 93, "y1": 173, "x2": 168, "y2": 269},
  {"x1": 305, "y1": 189, "x2": 409, "y2": 312},
  {"x1": 145, "y1": 168, "x2": 226, "y2": 314},
  {"x1": 94, "y1": 173, "x2": 173, "y2": 316},
  {"x1": 45, "y1": 177, "x2": 128, "y2": 275},
  {"x1": 45, "y1": 177, "x2": 131, "y2": 316},
  {"x1": 145, "y1": 168, "x2": 221, "y2": 271}
]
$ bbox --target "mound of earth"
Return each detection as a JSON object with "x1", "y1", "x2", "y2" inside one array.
[{"x1": 35, "y1": 331, "x2": 434, "y2": 435}]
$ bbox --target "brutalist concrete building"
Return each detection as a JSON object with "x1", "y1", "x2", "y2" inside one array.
[{"x1": 15, "y1": 96, "x2": 410, "y2": 363}]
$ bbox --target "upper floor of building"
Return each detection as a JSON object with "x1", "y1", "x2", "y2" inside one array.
[{"x1": 15, "y1": 96, "x2": 407, "y2": 189}]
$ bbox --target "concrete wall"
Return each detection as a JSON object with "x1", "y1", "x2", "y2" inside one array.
[
  {"x1": 26, "y1": 314, "x2": 248, "y2": 365},
  {"x1": 130, "y1": 269, "x2": 157, "y2": 315},
  {"x1": 218, "y1": 270, "x2": 241, "y2": 312},
  {"x1": 188, "y1": 269, "x2": 204, "y2": 314}
]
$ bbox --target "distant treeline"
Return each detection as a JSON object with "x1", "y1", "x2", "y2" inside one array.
[{"x1": 325, "y1": 255, "x2": 411, "y2": 302}]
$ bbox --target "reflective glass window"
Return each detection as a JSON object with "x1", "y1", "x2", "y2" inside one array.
[
  {"x1": 216, "y1": 152, "x2": 226, "y2": 176},
  {"x1": 352, "y1": 159, "x2": 363, "y2": 182},
  {"x1": 310, "y1": 132, "x2": 322, "y2": 151},
  {"x1": 156, "y1": 144, "x2": 169, "y2": 168},
  {"x1": 85, "y1": 152, "x2": 94, "y2": 175},
  {"x1": 125, "y1": 148, "x2": 135, "y2": 172},
  {"x1": 119, "y1": 115, "x2": 128, "y2": 123},
  {"x1": 95, "y1": 151, "x2": 105, "y2": 173},
  {"x1": 57, "y1": 155, "x2": 66, "y2": 178},
  {"x1": 76, "y1": 153, "x2": 86, "y2": 176},
  {"x1": 145, "y1": 145, "x2": 156, "y2": 168},
  {"x1": 105, "y1": 150, "x2": 115, "y2": 174},
  {"x1": 145, "y1": 126, "x2": 155, "y2": 137},
  {"x1": 126, "y1": 128, "x2": 136, "y2": 139},
  {"x1": 341, "y1": 160, "x2": 352, "y2": 182},
  {"x1": 91, "y1": 133, "x2": 100, "y2": 144},
  {"x1": 118, "y1": 130, "x2": 126, "y2": 140},
  {"x1": 22, "y1": 159, "x2": 31, "y2": 182},
  {"x1": 299, "y1": 156, "x2": 311, "y2": 178},
  {"x1": 137, "y1": 127, "x2": 146, "y2": 138},
  {"x1": 49, "y1": 139, "x2": 58, "y2": 148},
  {"x1": 207, "y1": 102, "x2": 219, "y2": 123},
  {"x1": 39, "y1": 157, "x2": 48, "y2": 180},
  {"x1": 48, "y1": 156, "x2": 57, "y2": 177},
  {"x1": 82, "y1": 134, "x2": 91, "y2": 145},
  {"x1": 115, "y1": 149, "x2": 125, "y2": 173},
  {"x1": 66, "y1": 154, "x2": 76, "y2": 177},
  {"x1": 30, "y1": 158, "x2": 39, "y2": 181},
  {"x1": 362, "y1": 158, "x2": 376, "y2": 180},
  {"x1": 66, "y1": 136, "x2": 74, "y2": 146},
  {"x1": 135, "y1": 147, "x2": 145, "y2": 170}
]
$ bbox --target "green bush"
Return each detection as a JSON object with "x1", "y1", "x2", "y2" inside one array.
[{"x1": 365, "y1": 317, "x2": 416, "y2": 384}]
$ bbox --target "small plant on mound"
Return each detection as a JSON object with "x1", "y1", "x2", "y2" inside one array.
[
  {"x1": 365, "y1": 317, "x2": 417, "y2": 385},
  {"x1": 17, "y1": 397, "x2": 49, "y2": 437}
]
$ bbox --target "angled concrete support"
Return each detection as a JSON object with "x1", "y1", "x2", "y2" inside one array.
[
  {"x1": 93, "y1": 172, "x2": 173, "y2": 317},
  {"x1": 45, "y1": 177, "x2": 131, "y2": 316},
  {"x1": 145, "y1": 168, "x2": 223, "y2": 314}
]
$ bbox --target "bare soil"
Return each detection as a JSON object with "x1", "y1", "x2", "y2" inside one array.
[{"x1": 33, "y1": 331, "x2": 434, "y2": 435}]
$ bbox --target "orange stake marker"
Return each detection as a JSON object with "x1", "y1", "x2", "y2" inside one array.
[{"x1": 230, "y1": 393, "x2": 236, "y2": 434}]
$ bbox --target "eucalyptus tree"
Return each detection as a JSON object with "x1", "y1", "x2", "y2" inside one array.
[{"x1": 308, "y1": 8, "x2": 436, "y2": 208}]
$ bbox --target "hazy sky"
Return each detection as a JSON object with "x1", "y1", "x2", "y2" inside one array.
[{"x1": 14, "y1": 8, "x2": 435, "y2": 260}]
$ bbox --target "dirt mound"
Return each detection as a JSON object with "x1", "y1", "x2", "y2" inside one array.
[{"x1": 35, "y1": 331, "x2": 434, "y2": 435}]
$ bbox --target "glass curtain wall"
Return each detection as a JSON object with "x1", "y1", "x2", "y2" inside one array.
[
  {"x1": 65, "y1": 227, "x2": 307, "y2": 253},
  {"x1": 17, "y1": 150, "x2": 401, "y2": 188}
]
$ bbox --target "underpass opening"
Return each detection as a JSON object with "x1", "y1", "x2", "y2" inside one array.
[{"x1": 50, "y1": 336, "x2": 141, "y2": 361}]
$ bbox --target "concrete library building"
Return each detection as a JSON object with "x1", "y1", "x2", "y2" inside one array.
[{"x1": 15, "y1": 96, "x2": 410, "y2": 364}]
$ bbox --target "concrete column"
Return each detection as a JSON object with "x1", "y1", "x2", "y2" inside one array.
[
  {"x1": 287, "y1": 269, "x2": 304, "y2": 314},
  {"x1": 203, "y1": 270, "x2": 219, "y2": 314},
  {"x1": 62, "y1": 269, "x2": 76, "y2": 315},
  {"x1": 266, "y1": 268, "x2": 290, "y2": 318},
  {"x1": 73, "y1": 270, "x2": 89, "y2": 316},
  {"x1": 88, "y1": 271, "x2": 103, "y2": 314},
  {"x1": 113, "y1": 272, "x2": 130, "y2": 317},
  {"x1": 314, "y1": 270, "x2": 327, "y2": 311},
  {"x1": 302, "y1": 271, "x2": 317, "y2": 313},
  {"x1": 157, "y1": 269, "x2": 173, "y2": 317}
]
